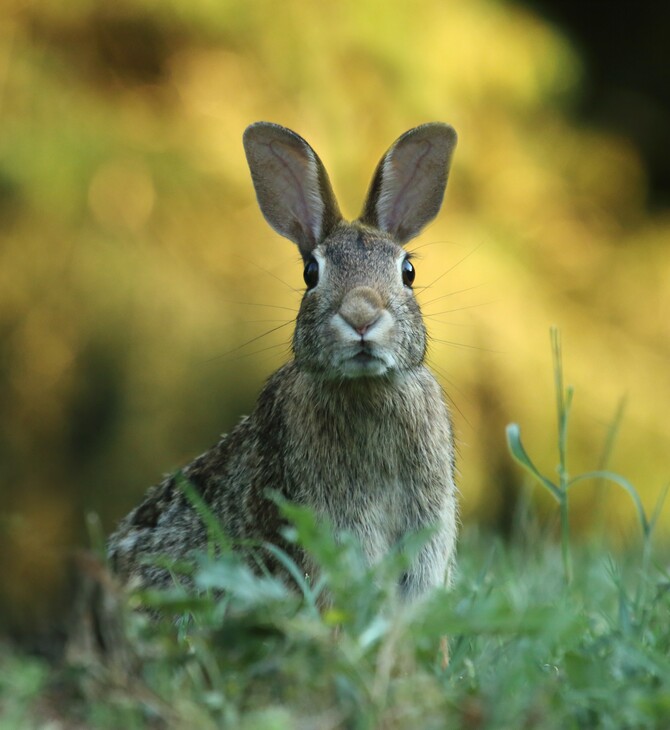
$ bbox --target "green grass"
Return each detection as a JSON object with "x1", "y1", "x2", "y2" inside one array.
[
  {"x1": 3, "y1": 524, "x2": 670, "y2": 729},
  {"x1": 507, "y1": 327, "x2": 667, "y2": 587},
  {"x1": 3, "y1": 332, "x2": 669, "y2": 729}
]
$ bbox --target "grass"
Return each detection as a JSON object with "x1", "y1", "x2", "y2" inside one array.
[
  {"x1": 2, "y1": 522, "x2": 670, "y2": 728},
  {"x1": 3, "y1": 333, "x2": 670, "y2": 729},
  {"x1": 507, "y1": 327, "x2": 668, "y2": 585}
]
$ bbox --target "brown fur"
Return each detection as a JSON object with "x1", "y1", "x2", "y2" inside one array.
[{"x1": 108, "y1": 122, "x2": 459, "y2": 601}]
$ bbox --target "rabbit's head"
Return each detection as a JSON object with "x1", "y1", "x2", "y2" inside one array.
[{"x1": 243, "y1": 122, "x2": 457, "y2": 380}]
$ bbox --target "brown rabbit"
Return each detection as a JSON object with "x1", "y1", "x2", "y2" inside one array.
[{"x1": 108, "y1": 122, "x2": 459, "y2": 601}]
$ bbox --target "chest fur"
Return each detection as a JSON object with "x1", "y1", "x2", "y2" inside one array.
[{"x1": 280, "y1": 372, "x2": 453, "y2": 560}]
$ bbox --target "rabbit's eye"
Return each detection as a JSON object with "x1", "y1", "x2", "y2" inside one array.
[
  {"x1": 303, "y1": 256, "x2": 319, "y2": 289},
  {"x1": 401, "y1": 258, "x2": 415, "y2": 288}
]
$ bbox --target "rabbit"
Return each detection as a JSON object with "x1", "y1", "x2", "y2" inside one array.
[{"x1": 107, "y1": 121, "x2": 459, "y2": 602}]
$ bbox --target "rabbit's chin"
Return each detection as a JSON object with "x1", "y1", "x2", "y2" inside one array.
[{"x1": 334, "y1": 351, "x2": 394, "y2": 379}]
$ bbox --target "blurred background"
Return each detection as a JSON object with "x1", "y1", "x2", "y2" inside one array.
[{"x1": 1, "y1": 0, "x2": 669, "y2": 634}]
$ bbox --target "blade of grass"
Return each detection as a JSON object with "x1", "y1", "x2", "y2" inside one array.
[
  {"x1": 568, "y1": 470, "x2": 650, "y2": 537},
  {"x1": 506, "y1": 424, "x2": 561, "y2": 502}
]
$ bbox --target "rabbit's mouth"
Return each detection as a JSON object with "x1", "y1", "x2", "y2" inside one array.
[
  {"x1": 353, "y1": 351, "x2": 377, "y2": 365},
  {"x1": 337, "y1": 348, "x2": 391, "y2": 378}
]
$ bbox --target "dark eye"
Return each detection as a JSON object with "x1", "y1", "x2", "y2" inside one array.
[
  {"x1": 401, "y1": 258, "x2": 415, "y2": 288},
  {"x1": 303, "y1": 256, "x2": 319, "y2": 289}
]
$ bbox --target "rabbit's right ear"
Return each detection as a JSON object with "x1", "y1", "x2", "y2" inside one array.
[
  {"x1": 359, "y1": 123, "x2": 457, "y2": 244},
  {"x1": 243, "y1": 122, "x2": 342, "y2": 257}
]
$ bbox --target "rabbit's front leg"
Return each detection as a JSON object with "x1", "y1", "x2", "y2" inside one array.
[{"x1": 398, "y1": 526, "x2": 455, "y2": 601}]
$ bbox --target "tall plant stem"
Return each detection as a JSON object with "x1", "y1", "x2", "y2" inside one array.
[
  {"x1": 559, "y1": 495, "x2": 572, "y2": 584},
  {"x1": 551, "y1": 326, "x2": 573, "y2": 585}
]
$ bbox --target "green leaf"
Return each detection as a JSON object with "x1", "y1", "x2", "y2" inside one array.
[
  {"x1": 195, "y1": 554, "x2": 291, "y2": 607},
  {"x1": 262, "y1": 541, "x2": 322, "y2": 614},
  {"x1": 506, "y1": 423, "x2": 562, "y2": 502},
  {"x1": 568, "y1": 470, "x2": 650, "y2": 536}
]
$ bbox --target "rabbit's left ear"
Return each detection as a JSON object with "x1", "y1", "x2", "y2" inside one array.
[
  {"x1": 359, "y1": 123, "x2": 457, "y2": 243},
  {"x1": 244, "y1": 122, "x2": 342, "y2": 257}
]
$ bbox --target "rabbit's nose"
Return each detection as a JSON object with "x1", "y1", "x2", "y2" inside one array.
[{"x1": 339, "y1": 287, "x2": 384, "y2": 336}]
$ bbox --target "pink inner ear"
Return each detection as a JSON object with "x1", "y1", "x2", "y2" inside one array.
[
  {"x1": 378, "y1": 139, "x2": 433, "y2": 237},
  {"x1": 267, "y1": 140, "x2": 324, "y2": 244}
]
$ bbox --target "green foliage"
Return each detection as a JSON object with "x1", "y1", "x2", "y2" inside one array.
[
  {"x1": 2, "y1": 2, "x2": 670, "y2": 726},
  {"x1": 4, "y1": 333, "x2": 668, "y2": 728},
  {"x1": 0, "y1": 650, "x2": 49, "y2": 730},
  {"x1": 4, "y1": 513, "x2": 670, "y2": 728},
  {"x1": 507, "y1": 327, "x2": 668, "y2": 584}
]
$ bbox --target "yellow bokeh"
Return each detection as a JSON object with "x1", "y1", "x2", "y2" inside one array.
[{"x1": 1, "y1": 0, "x2": 668, "y2": 624}]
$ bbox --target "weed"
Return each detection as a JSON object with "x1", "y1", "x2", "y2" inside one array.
[{"x1": 507, "y1": 326, "x2": 668, "y2": 584}]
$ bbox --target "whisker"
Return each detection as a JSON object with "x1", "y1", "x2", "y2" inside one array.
[
  {"x1": 422, "y1": 243, "x2": 483, "y2": 291},
  {"x1": 423, "y1": 318, "x2": 471, "y2": 327},
  {"x1": 419, "y1": 283, "x2": 486, "y2": 308},
  {"x1": 206, "y1": 320, "x2": 294, "y2": 362},
  {"x1": 406, "y1": 239, "x2": 459, "y2": 254},
  {"x1": 221, "y1": 300, "x2": 298, "y2": 314},
  {"x1": 425, "y1": 301, "x2": 497, "y2": 317},
  {"x1": 429, "y1": 337, "x2": 501, "y2": 354},
  {"x1": 238, "y1": 256, "x2": 303, "y2": 293},
  {"x1": 444, "y1": 391, "x2": 472, "y2": 430},
  {"x1": 225, "y1": 340, "x2": 292, "y2": 364},
  {"x1": 426, "y1": 360, "x2": 473, "y2": 428}
]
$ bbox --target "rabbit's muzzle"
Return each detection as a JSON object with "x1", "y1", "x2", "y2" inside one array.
[{"x1": 331, "y1": 286, "x2": 396, "y2": 377}]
